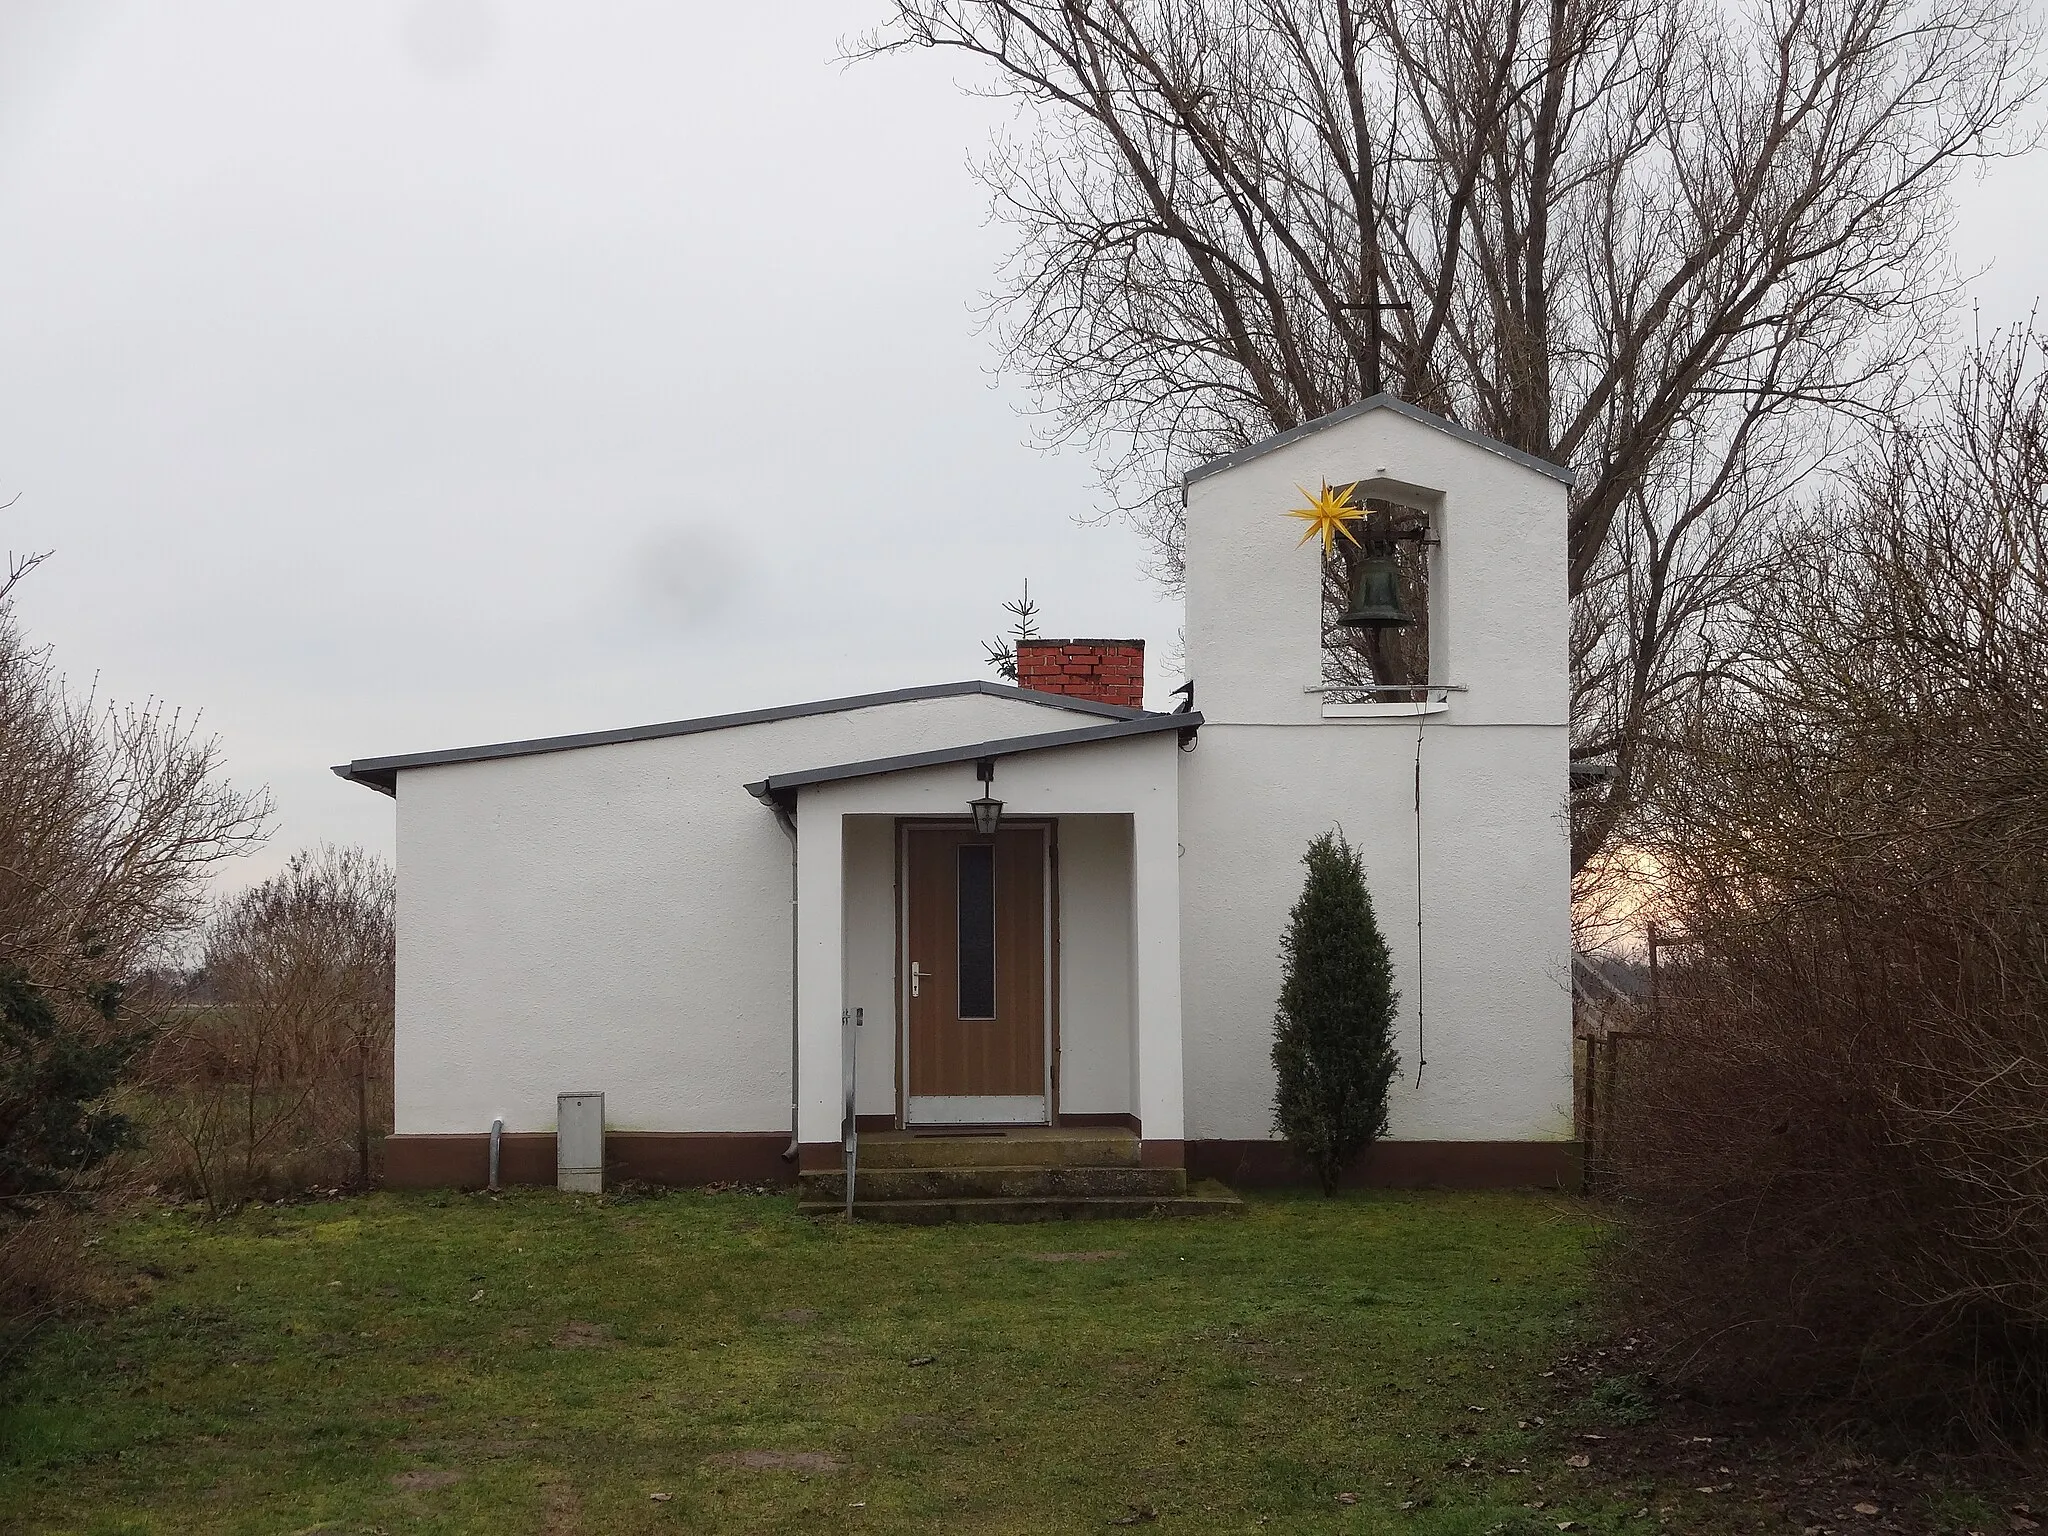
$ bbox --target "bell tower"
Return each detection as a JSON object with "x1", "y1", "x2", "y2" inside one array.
[
  {"x1": 1180, "y1": 395, "x2": 1569, "y2": 728},
  {"x1": 1173, "y1": 394, "x2": 1579, "y2": 1155}
]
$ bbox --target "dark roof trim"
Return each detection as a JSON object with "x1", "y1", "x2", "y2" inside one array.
[
  {"x1": 1570, "y1": 757, "x2": 1617, "y2": 789},
  {"x1": 1019, "y1": 637, "x2": 1146, "y2": 646},
  {"x1": 332, "y1": 680, "x2": 1152, "y2": 797},
  {"x1": 1181, "y1": 393, "x2": 1577, "y2": 493},
  {"x1": 745, "y1": 712, "x2": 1203, "y2": 811}
]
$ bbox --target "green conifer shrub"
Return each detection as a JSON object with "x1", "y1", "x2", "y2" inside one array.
[
  {"x1": 0, "y1": 966, "x2": 149, "y2": 1203},
  {"x1": 1271, "y1": 830, "x2": 1400, "y2": 1193}
]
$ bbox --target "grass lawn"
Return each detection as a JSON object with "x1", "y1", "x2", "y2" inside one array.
[{"x1": 0, "y1": 1189, "x2": 1823, "y2": 1533}]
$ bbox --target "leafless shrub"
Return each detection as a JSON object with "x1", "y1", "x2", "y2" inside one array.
[
  {"x1": 1608, "y1": 329, "x2": 2048, "y2": 1444},
  {"x1": 0, "y1": 572, "x2": 271, "y2": 1333},
  {"x1": 149, "y1": 847, "x2": 395, "y2": 1213}
]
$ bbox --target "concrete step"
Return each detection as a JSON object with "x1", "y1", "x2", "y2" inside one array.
[
  {"x1": 801, "y1": 1164, "x2": 1186, "y2": 1203},
  {"x1": 798, "y1": 1183, "x2": 1245, "y2": 1224},
  {"x1": 857, "y1": 1131, "x2": 1141, "y2": 1170}
]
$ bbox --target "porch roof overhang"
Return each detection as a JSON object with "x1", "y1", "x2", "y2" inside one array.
[{"x1": 744, "y1": 711, "x2": 1203, "y2": 815}]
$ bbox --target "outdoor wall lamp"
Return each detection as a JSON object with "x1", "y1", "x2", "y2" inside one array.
[{"x1": 969, "y1": 758, "x2": 1004, "y2": 836}]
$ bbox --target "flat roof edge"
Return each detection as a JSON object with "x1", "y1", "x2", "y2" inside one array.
[{"x1": 333, "y1": 679, "x2": 1155, "y2": 792}]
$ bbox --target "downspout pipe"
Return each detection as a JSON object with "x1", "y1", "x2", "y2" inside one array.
[
  {"x1": 773, "y1": 801, "x2": 799, "y2": 1162},
  {"x1": 488, "y1": 1118, "x2": 503, "y2": 1192}
]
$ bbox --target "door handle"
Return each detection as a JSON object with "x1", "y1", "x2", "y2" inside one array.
[{"x1": 911, "y1": 960, "x2": 939, "y2": 997}]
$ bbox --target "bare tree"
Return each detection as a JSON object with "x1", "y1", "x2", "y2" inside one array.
[
  {"x1": 156, "y1": 846, "x2": 395, "y2": 1209},
  {"x1": 0, "y1": 604, "x2": 271, "y2": 1008},
  {"x1": 1643, "y1": 325, "x2": 2048, "y2": 911},
  {"x1": 853, "y1": 0, "x2": 2040, "y2": 868}
]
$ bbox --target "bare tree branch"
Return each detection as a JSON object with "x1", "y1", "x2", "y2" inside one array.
[{"x1": 852, "y1": 0, "x2": 2042, "y2": 870}]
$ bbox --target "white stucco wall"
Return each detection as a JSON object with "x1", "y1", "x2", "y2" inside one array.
[
  {"x1": 392, "y1": 690, "x2": 1111, "y2": 1137},
  {"x1": 1179, "y1": 406, "x2": 1574, "y2": 1143},
  {"x1": 1056, "y1": 815, "x2": 1135, "y2": 1117},
  {"x1": 387, "y1": 400, "x2": 1573, "y2": 1157},
  {"x1": 840, "y1": 816, "x2": 898, "y2": 1118}
]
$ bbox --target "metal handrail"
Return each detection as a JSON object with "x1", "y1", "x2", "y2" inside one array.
[
  {"x1": 1302, "y1": 681, "x2": 1469, "y2": 694},
  {"x1": 840, "y1": 1006, "x2": 863, "y2": 1218}
]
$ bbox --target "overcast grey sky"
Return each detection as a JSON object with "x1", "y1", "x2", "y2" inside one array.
[{"x1": 2, "y1": 1, "x2": 2043, "y2": 890}]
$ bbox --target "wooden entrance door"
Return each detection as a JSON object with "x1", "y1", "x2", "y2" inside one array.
[{"x1": 902, "y1": 824, "x2": 1048, "y2": 1125}]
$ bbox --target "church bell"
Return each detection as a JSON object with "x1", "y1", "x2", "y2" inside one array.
[{"x1": 1337, "y1": 543, "x2": 1415, "y2": 629}]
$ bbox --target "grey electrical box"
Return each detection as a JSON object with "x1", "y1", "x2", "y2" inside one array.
[{"x1": 556, "y1": 1092, "x2": 604, "y2": 1194}]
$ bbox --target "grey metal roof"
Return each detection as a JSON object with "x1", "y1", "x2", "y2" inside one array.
[
  {"x1": 745, "y1": 712, "x2": 1203, "y2": 811},
  {"x1": 332, "y1": 680, "x2": 1153, "y2": 797},
  {"x1": 1181, "y1": 393, "x2": 1577, "y2": 493}
]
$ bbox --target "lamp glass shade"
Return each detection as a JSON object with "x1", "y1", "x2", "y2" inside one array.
[{"x1": 969, "y1": 795, "x2": 1004, "y2": 836}]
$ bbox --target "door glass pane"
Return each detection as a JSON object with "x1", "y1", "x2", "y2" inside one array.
[{"x1": 956, "y1": 842, "x2": 996, "y2": 1019}]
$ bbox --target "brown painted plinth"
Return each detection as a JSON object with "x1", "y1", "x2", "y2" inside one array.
[
  {"x1": 383, "y1": 1132, "x2": 1578, "y2": 1193},
  {"x1": 382, "y1": 1131, "x2": 795, "y2": 1190},
  {"x1": 1186, "y1": 1139, "x2": 1583, "y2": 1192}
]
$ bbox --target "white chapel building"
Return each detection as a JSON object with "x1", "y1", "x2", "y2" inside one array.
[{"x1": 337, "y1": 396, "x2": 1579, "y2": 1200}]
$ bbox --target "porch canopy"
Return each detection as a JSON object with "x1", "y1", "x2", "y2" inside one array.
[{"x1": 747, "y1": 711, "x2": 1201, "y2": 1171}]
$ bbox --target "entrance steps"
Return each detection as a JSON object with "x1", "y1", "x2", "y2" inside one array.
[{"x1": 798, "y1": 1128, "x2": 1243, "y2": 1223}]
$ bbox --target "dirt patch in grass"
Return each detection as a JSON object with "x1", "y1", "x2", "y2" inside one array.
[
  {"x1": 1025, "y1": 1249, "x2": 1128, "y2": 1262},
  {"x1": 537, "y1": 1475, "x2": 583, "y2": 1533},
  {"x1": 551, "y1": 1320, "x2": 613, "y2": 1349},
  {"x1": 391, "y1": 1467, "x2": 463, "y2": 1491},
  {"x1": 765, "y1": 1307, "x2": 818, "y2": 1323},
  {"x1": 703, "y1": 1449, "x2": 843, "y2": 1474}
]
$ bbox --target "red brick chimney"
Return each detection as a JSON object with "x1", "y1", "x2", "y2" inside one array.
[{"x1": 1015, "y1": 639, "x2": 1145, "y2": 711}]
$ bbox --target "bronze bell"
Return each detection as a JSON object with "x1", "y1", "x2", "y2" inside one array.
[{"x1": 1337, "y1": 543, "x2": 1415, "y2": 629}]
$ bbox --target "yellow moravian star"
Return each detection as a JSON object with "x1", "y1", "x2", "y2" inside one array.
[{"x1": 1285, "y1": 481, "x2": 1364, "y2": 554}]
